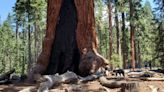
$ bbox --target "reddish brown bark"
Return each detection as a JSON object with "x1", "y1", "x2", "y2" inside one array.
[
  {"x1": 37, "y1": 0, "x2": 99, "y2": 70},
  {"x1": 129, "y1": 0, "x2": 135, "y2": 71},
  {"x1": 108, "y1": 1, "x2": 113, "y2": 61},
  {"x1": 74, "y1": 0, "x2": 108, "y2": 76},
  {"x1": 138, "y1": 41, "x2": 141, "y2": 68},
  {"x1": 36, "y1": 0, "x2": 62, "y2": 71},
  {"x1": 74, "y1": 0, "x2": 98, "y2": 52},
  {"x1": 27, "y1": 0, "x2": 108, "y2": 80}
]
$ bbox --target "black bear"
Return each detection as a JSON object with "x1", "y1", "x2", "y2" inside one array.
[{"x1": 113, "y1": 69, "x2": 125, "y2": 77}]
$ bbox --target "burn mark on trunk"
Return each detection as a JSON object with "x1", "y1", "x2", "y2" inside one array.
[{"x1": 45, "y1": 0, "x2": 80, "y2": 75}]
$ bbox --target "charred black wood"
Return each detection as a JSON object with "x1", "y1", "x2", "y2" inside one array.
[{"x1": 45, "y1": 0, "x2": 80, "y2": 75}]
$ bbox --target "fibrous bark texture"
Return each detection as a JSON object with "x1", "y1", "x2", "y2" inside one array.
[
  {"x1": 74, "y1": 0, "x2": 98, "y2": 52},
  {"x1": 36, "y1": 0, "x2": 63, "y2": 72},
  {"x1": 45, "y1": 0, "x2": 79, "y2": 74},
  {"x1": 29, "y1": 0, "x2": 107, "y2": 79}
]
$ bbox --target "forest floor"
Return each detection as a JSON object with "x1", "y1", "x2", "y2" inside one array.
[
  {"x1": 0, "y1": 69, "x2": 164, "y2": 92},
  {"x1": 0, "y1": 80, "x2": 164, "y2": 92}
]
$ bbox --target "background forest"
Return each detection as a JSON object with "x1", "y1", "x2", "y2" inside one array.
[{"x1": 0, "y1": 0, "x2": 164, "y2": 75}]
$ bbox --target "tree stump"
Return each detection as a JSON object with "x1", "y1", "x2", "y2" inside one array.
[{"x1": 121, "y1": 82, "x2": 139, "y2": 92}]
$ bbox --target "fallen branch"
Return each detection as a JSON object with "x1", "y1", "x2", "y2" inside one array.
[
  {"x1": 79, "y1": 72, "x2": 104, "y2": 83},
  {"x1": 37, "y1": 71, "x2": 78, "y2": 92},
  {"x1": 99, "y1": 76, "x2": 126, "y2": 88},
  {"x1": 99, "y1": 76, "x2": 139, "y2": 92},
  {"x1": 140, "y1": 77, "x2": 164, "y2": 81}
]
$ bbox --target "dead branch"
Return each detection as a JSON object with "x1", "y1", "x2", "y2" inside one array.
[
  {"x1": 37, "y1": 71, "x2": 78, "y2": 92},
  {"x1": 79, "y1": 72, "x2": 104, "y2": 83},
  {"x1": 140, "y1": 77, "x2": 164, "y2": 81},
  {"x1": 99, "y1": 76, "x2": 126, "y2": 88}
]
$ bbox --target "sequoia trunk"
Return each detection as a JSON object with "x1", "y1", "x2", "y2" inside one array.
[
  {"x1": 28, "y1": 0, "x2": 107, "y2": 80},
  {"x1": 45, "y1": 0, "x2": 80, "y2": 74}
]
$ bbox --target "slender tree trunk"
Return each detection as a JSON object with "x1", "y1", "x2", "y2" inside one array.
[
  {"x1": 134, "y1": 38, "x2": 138, "y2": 68},
  {"x1": 115, "y1": 5, "x2": 121, "y2": 63},
  {"x1": 28, "y1": 18, "x2": 32, "y2": 73},
  {"x1": 15, "y1": 21, "x2": 19, "y2": 69},
  {"x1": 138, "y1": 40, "x2": 141, "y2": 68},
  {"x1": 4, "y1": 50, "x2": 6, "y2": 72},
  {"x1": 122, "y1": 12, "x2": 127, "y2": 69},
  {"x1": 26, "y1": 0, "x2": 32, "y2": 73},
  {"x1": 129, "y1": 0, "x2": 135, "y2": 71},
  {"x1": 34, "y1": 22, "x2": 37, "y2": 62},
  {"x1": 97, "y1": 24, "x2": 102, "y2": 54},
  {"x1": 115, "y1": 6, "x2": 119, "y2": 54},
  {"x1": 9, "y1": 56, "x2": 11, "y2": 70},
  {"x1": 22, "y1": 28, "x2": 26, "y2": 75},
  {"x1": 106, "y1": 31, "x2": 108, "y2": 58},
  {"x1": 108, "y1": 0, "x2": 113, "y2": 61},
  {"x1": 34, "y1": 22, "x2": 40, "y2": 62},
  {"x1": 16, "y1": 21, "x2": 18, "y2": 41}
]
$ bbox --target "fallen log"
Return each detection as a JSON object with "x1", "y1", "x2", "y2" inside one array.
[
  {"x1": 140, "y1": 77, "x2": 164, "y2": 81},
  {"x1": 60, "y1": 71, "x2": 78, "y2": 83},
  {"x1": 99, "y1": 76, "x2": 126, "y2": 88},
  {"x1": 79, "y1": 72, "x2": 104, "y2": 83},
  {"x1": 99, "y1": 76, "x2": 139, "y2": 92},
  {"x1": 37, "y1": 71, "x2": 78, "y2": 92},
  {"x1": 38, "y1": 69, "x2": 107, "y2": 92}
]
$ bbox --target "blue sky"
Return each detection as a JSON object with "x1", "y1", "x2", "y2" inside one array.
[
  {"x1": 0, "y1": 0, "x2": 156, "y2": 23},
  {"x1": 0, "y1": 0, "x2": 16, "y2": 23}
]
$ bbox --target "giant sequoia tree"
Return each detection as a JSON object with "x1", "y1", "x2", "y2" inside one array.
[{"x1": 28, "y1": 0, "x2": 108, "y2": 80}]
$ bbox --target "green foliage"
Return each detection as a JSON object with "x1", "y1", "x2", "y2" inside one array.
[
  {"x1": 136, "y1": 1, "x2": 156, "y2": 62},
  {"x1": 111, "y1": 54, "x2": 122, "y2": 68},
  {"x1": 0, "y1": 0, "x2": 163, "y2": 74},
  {"x1": 154, "y1": 0, "x2": 164, "y2": 68},
  {"x1": 0, "y1": 19, "x2": 15, "y2": 73},
  {"x1": 0, "y1": 0, "x2": 47, "y2": 74},
  {"x1": 155, "y1": 21, "x2": 164, "y2": 69}
]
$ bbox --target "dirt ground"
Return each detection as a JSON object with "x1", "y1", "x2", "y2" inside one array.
[
  {"x1": 0, "y1": 69, "x2": 164, "y2": 92},
  {"x1": 0, "y1": 80, "x2": 164, "y2": 92}
]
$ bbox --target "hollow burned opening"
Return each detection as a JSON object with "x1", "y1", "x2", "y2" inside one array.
[
  {"x1": 45, "y1": 0, "x2": 80, "y2": 75},
  {"x1": 27, "y1": 0, "x2": 108, "y2": 80}
]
